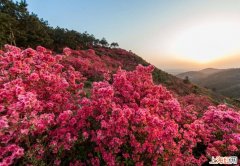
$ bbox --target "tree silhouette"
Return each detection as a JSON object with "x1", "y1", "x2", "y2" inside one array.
[
  {"x1": 110, "y1": 42, "x2": 119, "y2": 48},
  {"x1": 183, "y1": 76, "x2": 190, "y2": 84},
  {"x1": 99, "y1": 37, "x2": 109, "y2": 47}
]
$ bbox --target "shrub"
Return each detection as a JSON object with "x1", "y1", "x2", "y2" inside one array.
[{"x1": 0, "y1": 45, "x2": 239, "y2": 165}]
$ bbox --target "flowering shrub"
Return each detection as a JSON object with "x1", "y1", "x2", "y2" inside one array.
[
  {"x1": 177, "y1": 104, "x2": 240, "y2": 165},
  {"x1": 179, "y1": 94, "x2": 212, "y2": 124},
  {"x1": 0, "y1": 45, "x2": 85, "y2": 165},
  {"x1": 0, "y1": 45, "x2": 239, "y2": 165},
  {"x1": 74, "y1": 65, "x2": 182, "y2": 165},
  {"x1": 203, "y1": 105, "x2": 240, "y2": 157},
  {"x1": 64, "y1": 48, "x2": 122, "y2": 82}
]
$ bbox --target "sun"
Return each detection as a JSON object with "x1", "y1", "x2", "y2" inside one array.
[{"x1": 168, "y1": 20, "x2": 240, "y2": 63}]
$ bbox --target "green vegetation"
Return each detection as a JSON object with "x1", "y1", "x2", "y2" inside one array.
[{"x1": 0, "y1": 0, "x2": 116, "y2": 51}]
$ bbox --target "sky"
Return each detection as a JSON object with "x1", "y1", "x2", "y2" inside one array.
[{"x1": 24, "y1": 0, "x2": 240, "y2": 74}]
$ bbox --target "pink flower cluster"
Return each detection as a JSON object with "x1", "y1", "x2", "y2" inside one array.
[
  {"x1": 0, "y1": 45, "x2": 239, "y2": 165},
  {"x1": 76, "y1": 65, "x2": 182, "y2": 165},
  {"x1": 64, "y1": 48, "x2": 122, "y2": 81},
  {"x1": 0, "y1": 45, "x2": 84, "y2": 165}
]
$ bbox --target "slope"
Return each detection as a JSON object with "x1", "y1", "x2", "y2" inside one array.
[
  {"x1": 65, "y1": 46, "x2": 240, "y2": 108},
  {"x1": 177, "y1": 68, "x2": 223, "y2": 83},
  {"x1": 177, "y1": 68, "x2": 240, "y2": 99}
]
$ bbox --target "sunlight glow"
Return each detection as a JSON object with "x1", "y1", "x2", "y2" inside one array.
[{"x1": 169, "y1": 20, "x2": 240, "y2": 63}]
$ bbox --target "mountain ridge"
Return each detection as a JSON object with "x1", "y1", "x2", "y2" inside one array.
[{"x1": 177, "y1": 68, "x2": 240, "y2": 99}]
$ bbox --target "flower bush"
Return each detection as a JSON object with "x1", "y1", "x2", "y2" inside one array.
[
  {"x1": 0, "y1": 45, "x2": 85, "y2": 165},
  {"x1": 0, "y1": 45, "x2": 239, "y2": 165}
]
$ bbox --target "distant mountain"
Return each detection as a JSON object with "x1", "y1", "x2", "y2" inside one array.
[
  {"x1": 177, "y1": 71, "x2": 207, "y2": 83},
  {"x1": 177, "y1": 68, "x2": 240, "y2": 99},
  {"x1": 177, "y1": 68, "x2": 223, "y2": 83},
  {"x1": 164, "y1": 69, "x2": 189, "y2": 75},
  {"x1": 198, "y1": 68, "x2": 223, "y2": 75}
]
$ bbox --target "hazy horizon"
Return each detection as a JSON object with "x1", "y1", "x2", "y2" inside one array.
[{"x1": 21, "y1": 0, "x2": 240, "y2": 72}]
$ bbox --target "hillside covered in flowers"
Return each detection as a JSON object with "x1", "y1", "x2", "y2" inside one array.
[{"x1": 0, "y1": 45, "x2": 239, "y2": 166}]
